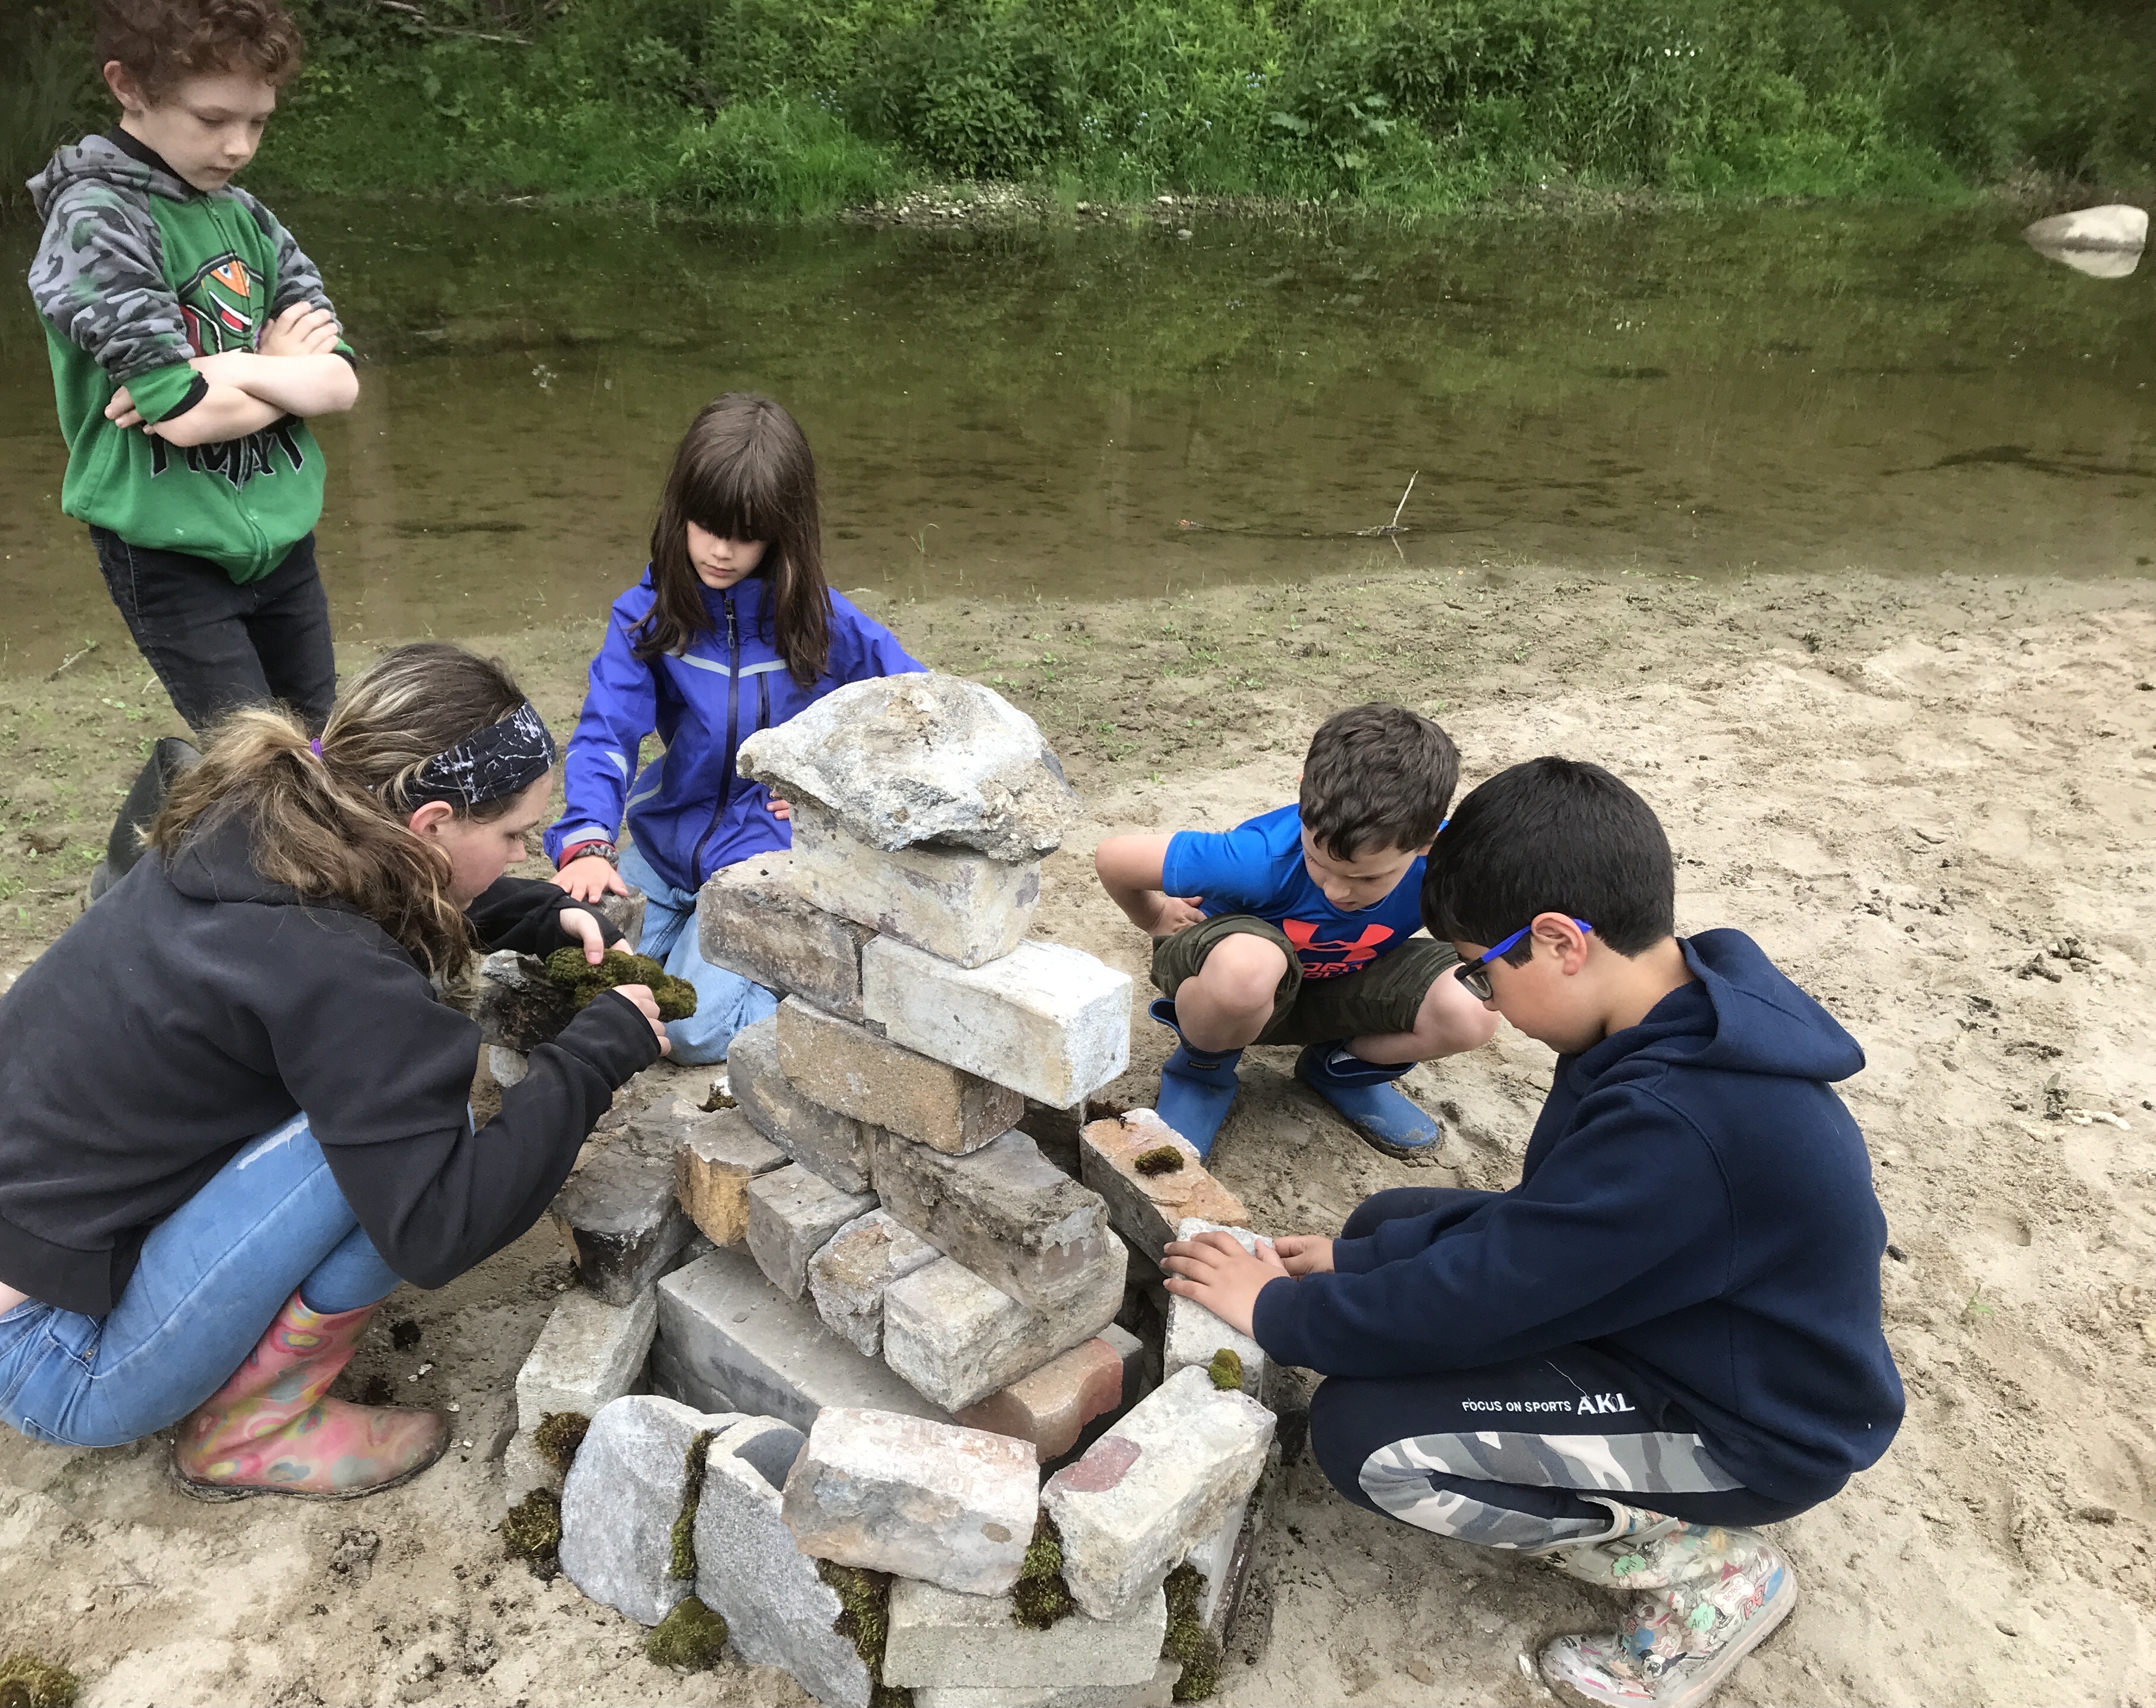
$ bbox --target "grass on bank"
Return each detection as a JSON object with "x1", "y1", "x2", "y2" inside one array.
[{"x1": 4, "y1": 0, "x2": 2154, "y2": 217}]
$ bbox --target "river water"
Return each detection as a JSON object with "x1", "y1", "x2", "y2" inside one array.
[{"x1": 2, "y1": 199, "x2": 2149, "y2": 675}]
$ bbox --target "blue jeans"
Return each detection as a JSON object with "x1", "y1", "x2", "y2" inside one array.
[
  {"x1": 619, "y1": 841, "x2": 779, "y2": 1066},
  {"x1": 0, "y1": 1115, "x2": 399, "y2": 1449}
]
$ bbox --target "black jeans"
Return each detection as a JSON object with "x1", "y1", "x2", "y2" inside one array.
[
  {"x1": 92, "y1": 528, "x2": 338, "y2": 735},
  {"x1": 1307, "y1": 1188, "x2": 1815, "y2": 1550}
]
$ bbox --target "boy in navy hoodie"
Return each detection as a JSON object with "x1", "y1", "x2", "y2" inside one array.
[{"x1": 1163, "y1": 757, "x2": 1902, "y2": 1708}]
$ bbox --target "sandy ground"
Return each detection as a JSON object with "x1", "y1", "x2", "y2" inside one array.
[{"x1": 2, "y1": 558, "x2": 2154, "y2": 1706}]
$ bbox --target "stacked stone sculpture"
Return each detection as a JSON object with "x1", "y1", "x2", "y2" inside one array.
[{"x1": 496, "y1": 674, "x2": 1281, "y2": 1703}]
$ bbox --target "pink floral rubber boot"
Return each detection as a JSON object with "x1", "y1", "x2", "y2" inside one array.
[
  {"x1": 171, "y1": 1290, "x2": 448, "y2": 1502},
  {"x1": 1539, "y1": 1519, "x2": 1797, "y2": 1708}
]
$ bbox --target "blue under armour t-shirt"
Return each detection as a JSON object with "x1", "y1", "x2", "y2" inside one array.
[{"x1": 1160, "y1": 804, "x2": 1427, "y2": 979}]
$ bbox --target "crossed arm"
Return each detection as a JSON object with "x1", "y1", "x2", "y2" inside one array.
[{"x1": 105, "y1": 302, "x2": 360, "y2": 449}]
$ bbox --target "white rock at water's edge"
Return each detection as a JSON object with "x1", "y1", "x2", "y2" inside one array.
[{"x1": 2023, "y1": 203, "x2": 2148, "y2": 251}]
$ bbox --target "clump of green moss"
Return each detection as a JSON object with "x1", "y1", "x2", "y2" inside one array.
[
  {"x1": 542, "y1": 947, "x2": 698, "y2": 1021},
  {"x1": 1010, "y1": 1512, "x2": 1077, "y2": 1630},
  {"x1": 818, "y1": 1560, "x2": 912, "y2": 1707},
  {"x1": 1133, "y1": 1145, "x2": 1185, "y2": 1176},
  {"x1": 645, "y1": 1597, "x2": 729, "y2": 1670},
  {"x1": 668, "y1": 1430, "x2": 719, "y2": 1580},
  {"x1": 1207, "y1": 1348, "x2": 1243, "y2": 1392},
  {"x1": 1161, "y1": 1563, "x2": 1223, "y2": 1701},
  {"x1": 0, "y1": 1654, "x2": 79, "y2": 1708},
  {"x1": 502, "y1": 1488, "x2": 563, "y2": 1580},
  {"x1": 534, "y1": 1410, "x2": 590, "y2": 1475}
]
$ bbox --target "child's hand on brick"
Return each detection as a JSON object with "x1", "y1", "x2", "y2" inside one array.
[
  {"x1": 1274, "y1": 1235, "x2": 1336, "y2": 1276},
  {"x1": 1161, "y1": 1229, "x2": 1291, "y2": 1338},
  {"x1": 258, "y1": 300, "x2": 342, "y2": 358}
]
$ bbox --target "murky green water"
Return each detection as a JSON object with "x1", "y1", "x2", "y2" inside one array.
[{"x1": 2, "y1": 199, "x2": 2150, "y2": 676}]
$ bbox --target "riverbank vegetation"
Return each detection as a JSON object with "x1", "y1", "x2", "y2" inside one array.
[{"x1": 5, "y1": 0, "x2": 2154, "y2": 215}]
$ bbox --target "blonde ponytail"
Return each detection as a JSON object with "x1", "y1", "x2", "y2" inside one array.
[{"x1": 150, "y1": 644, "x2": 536, "y2": 976}]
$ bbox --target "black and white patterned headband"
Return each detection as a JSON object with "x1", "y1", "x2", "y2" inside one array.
[{"x1": 404, "y1": 701, "x2": 557, "y2": 808}]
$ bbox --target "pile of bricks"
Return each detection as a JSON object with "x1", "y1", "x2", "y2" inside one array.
[{"x1": 488, "y1": 675, "x2": 1282, "y2": 1704}]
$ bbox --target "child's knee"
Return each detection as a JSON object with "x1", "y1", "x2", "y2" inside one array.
[
  {"x1": 1190, "y1": 931, "x2": 1290, "y2": 1014},
  {"x1": 1411, "y1": 971, "x2": 1499, "y2": 1057}
]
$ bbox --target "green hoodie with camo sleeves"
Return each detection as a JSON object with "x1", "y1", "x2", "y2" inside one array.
[{"x1": 26, "y1": 132, "x2": 350, "y2": 584}]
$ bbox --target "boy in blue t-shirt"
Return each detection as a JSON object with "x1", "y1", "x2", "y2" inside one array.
[{"x1": 1094, "y1": 704, "x2": 1496, "y2": 1159}]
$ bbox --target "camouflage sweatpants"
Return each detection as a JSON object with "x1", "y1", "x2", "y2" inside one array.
[{"x1": 1307, "y1": 1189, "x2": 1815, "y2": 1551}]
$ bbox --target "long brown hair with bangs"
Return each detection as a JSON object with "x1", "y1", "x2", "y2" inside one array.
[
  {"x1": 635, "y1": 393, "x2": 831, "y2": 687},
  {"x1": 149, "y1": 644, "x2": 534, "y2": 978}
]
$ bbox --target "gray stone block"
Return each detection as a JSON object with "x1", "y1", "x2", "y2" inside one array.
[
  {"x1": 558, "y1": 1394, "x2": 740, "y2": 1627},
  {"x1": 501, "y1": 1428, "x2": 557, "y2": 1511},
  {"x1": 488, "y1": 1045, "x2": 528, "y2": 1089},
  {"x1": 674, "y1": 1104, "x2": 786, "y2": 1247},
  {"x1": 693, "y1": 1416, "x2": 871, "y2": 1708},
  {"x1": 476, "y1": 950, "x2": 574, "y2": 1051},
  {"x1": 780, "y1": 1407, "x2": 1038, "y2": 1596},
  {"x1": 514, "y1": 1284, "x2": 658, "y2": 1434},
  {"x1": 698, "y1": 848, "x2": 872, "y2": 1018},
  {"x1": 1042, "y1": 1366, "x2": 1275, "y2": 1621},
  {"x1": 549, "y1": 1140, "x2": 696, "y2": 1307},
  {"x1": 808, "y1": 1209, "x2": 942, "y2": 1356},
  {"x1": 1161, "y1": 1220, "x2": 1267, "y2": 1401},
  {"x1": 654, "y1": 1245, "x2": 952, "y2": 1432},
  {"x1": 862, "y1": 936, "x2": 1131, "y2": 1106},
  {"x1": 882, "y1": 1246, "x2": 1126, "y2": 1413},
  {"x1": 786, "y1": 799, "x2": 1041, "y2": 970},
  {"x1": 885, "y1": 1578, "x2": 1167, "y2": 1690},
  {"x1": 914, "y1": 1660, "x2": 1182, "y2": 1708},
  {"x1": 737, "y1": 670, "x2": 1080, "y2": 863},
  {"x1": 748, "y1": 1163, "x2": 877, "y2": 1300},
  {"x1": 599, "y1": 885, "x2": 646, "y2": 953},
  {"x1": 777, "y1": 995, "x2": 1024, "y2": 1154},
  {"x1": 729, "y1": 1012, "x2": 877, "y2": 1190},
  {"x1": 874, "y1": 1128, "x2": 1115, "y2": 1314}
]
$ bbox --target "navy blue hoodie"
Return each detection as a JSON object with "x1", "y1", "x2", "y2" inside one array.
[{"x1": 1252, "y1": 929, "x2": 1904, "y2": 1507}]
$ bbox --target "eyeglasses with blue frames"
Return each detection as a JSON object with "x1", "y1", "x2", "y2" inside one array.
[{"x1": 1453, "y1": 918, "x2": 1595, "y2": 1001}]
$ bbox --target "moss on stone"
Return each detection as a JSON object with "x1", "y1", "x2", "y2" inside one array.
[
  {"x1": 668, "y1": 1430, "x2": 720, "y2": 1580},
  {"x1": 501, "y1": 1488, "x2": 563, "y2": 1579},
  {"x1": 1010, "y1": 1511, "x2": 1077, "y2": 1630},
  {"x1": 542, "y1": 947, "x2": 698, "y2": 1020},
  {"x1": 644, "y1": 1596, "x2": 729, "y2": 1670},
  {"x1": 818, "y1": 1559, "x2": 913, "y2": 1707},
  {"x1": 533, "y1": 1410, "x2": 590, "y2": 1474},
  {"x1": 1133, "y1": 1145, "x2": 1185, "y2": 1176},
  {"x1": 1161, "y1": 1562, "x2": 1223, "y2": 1701},
  {"x1": 0, "y1": 1654, "x2": 79, "y2": 1708},
  {"x1": 1207, "y1": 1347, "x2": 1243, "y2": 1391}
]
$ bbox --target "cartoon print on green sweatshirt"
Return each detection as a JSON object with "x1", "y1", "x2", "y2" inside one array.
[{"x1": 27, "y1": 135, "x2": 351, "y2": 585}]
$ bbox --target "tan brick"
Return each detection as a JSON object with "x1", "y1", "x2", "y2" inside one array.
[
  {"x1": 674, "y1": 1106, "x2": 787, "y2": 1247},
  {"x1": 1077, "y1": 1111, "x2": 1249, "y2": 1266},
  {"x1": 954, "y1": 1337, "x2": 1125, "y2": 1460},
  {"x1": 776, "y1": 995, "x2": 1022, "y2": 1156}
]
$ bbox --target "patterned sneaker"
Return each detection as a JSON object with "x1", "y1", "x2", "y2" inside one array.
[{"x1": 1541, "y1": 1524, "x2": 1796, "y2": 1708}]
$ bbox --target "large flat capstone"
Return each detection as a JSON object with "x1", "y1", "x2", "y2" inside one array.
[
  {"x1": 776, "y1": 996, "x2": 1022, "y2": 1155},
  {"x1": 780, "y1": 1407, "x2": 1039, "y2": 1597},
  {"x1": 738, "y1": 671, "x2": 1080, "y2": 863},
  {"x1": 697, "y1": 847, "x2": 873, "y2": 1019},
  {"x1": 862, "y1": 936, "x2": 1132, "y2": 1107}
]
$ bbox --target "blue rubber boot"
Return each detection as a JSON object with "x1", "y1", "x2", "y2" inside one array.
[
  {"x1": 1295, "y1": 1042, "x2": 1442, "y2": 1160},
  {"x1": 1149, "y1": 997, "x2": 1243, "y2": 1160}
]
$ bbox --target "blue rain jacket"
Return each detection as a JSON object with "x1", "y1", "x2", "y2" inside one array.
[{"x1": 543, "y1": 570, "x2": 923, "y2": 894}]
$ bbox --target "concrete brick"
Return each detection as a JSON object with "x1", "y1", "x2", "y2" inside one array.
[
  {"x1": 1161, "y1": 1219, "x2": 1267, "y2": 1401},
  {"x1": 652, "y1": 1245, "x2": 951, "y2": 1431},
  {"x1": 1042, "y1": 1366, "x2": 1275, "y2": 1620},
  {"x1": 862, "y1": 937, "x2": 1132, "y2": 1106},
  {"x1": 501, "y1": 1428, "x2": 557, "y2": 1510},
  {"x1": 599, "y1": 885, "x2": 647, "y2": 953},
  {"x1": 549, "y1": 1141, "x2": 696, "y2": 1307},
  {"x1": 1079, "y1": 1110, "x2": 1250, "y2": 1265},
  {"x1": 808, "y1": 1210, "x2": 942, "y2": 1356},
  {"x1": 673, "y1": 1105, "x2": 786, "y2": 1246},
  {"x1": 475, "y1": 950, "x2": 574, "y2": 1050},
  {"x1": 626, "y1": 1093, "x2": 713, "y2": 1158},
  {"x1": 883, "y1": 1247, "x2": 1126, "y2": 1413},
  {"x1": 777, "y1": 996, "x2": 1022, "y2": 1156},
  {"x1": 780, "y1": 1408, "x2": 1038, "y2": 1596},
  {"x1": 727, "y1": 1013, "x2": 876, "y2": 1191},
  {"x1": 913, "y1": 1659, "x2": 1182, "y2": 1708},
  {"x1": 874, "y1": 1129, "x2": 1114, "y2": 1313},
  {"x1": 884, "y1": 1578, "x2": 1166, "y2": 1690},
  {"x1": 514, "y1": 1285, "x2": 658, "y2": 1435},
  {"x1": 488, "y1": 1045, "x2": 528, "y2": 1089},
  {"x1": 788, "y1": 798, "x2": 1039, "y2": 969},
  {"x1": 558, "y1": 1394, "x2": 741, "y2": 1626},
  {"x1": 697, "y1": 847, "x2": 872, "y2": 1017},
  {"x1": 748, "y1": 1163, "x2": 877, "y2": 1300},
  {"x1": 693, "y1": 1416, "x2": 872, "y2": 1708},
  {"x1": 954, "y1": 1335, "x2": 1124, "y2": 1460}
]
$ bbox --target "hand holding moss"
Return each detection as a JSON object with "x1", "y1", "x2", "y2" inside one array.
[{"x1": 1161, "y1": 1229, "x2": 1289, "y2": 1338}]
